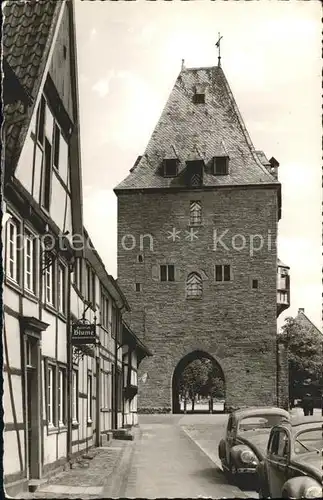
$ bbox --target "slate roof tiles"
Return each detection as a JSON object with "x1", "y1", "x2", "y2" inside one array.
[
  {"x1": 115, "y1": 66, "x2": 278, "y2": 192},
  {"x1": 3, "y1": 0, "x2": 61, "y2": 176}
]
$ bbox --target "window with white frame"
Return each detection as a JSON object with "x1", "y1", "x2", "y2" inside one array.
[
  {"x1": 53, "y1": 123, "x2": 60, "y2": 170},
  {"x1": 72, "y1": 370, "x2": 78, "y2": 423},
  {"x1": 190, "y1": 201, "x2": 202, "y2": 226},
  {"x1": 58, "y1": 263, "x2": 66, "y2": 314},
  {"x1": 186, "y1": 272, "x2": 203, "y2": 299},
  {"x1": 6, "y1": 217, "x2": 20, "y2": 283},
  {"x1": 58, "y1": 368, "x2": 66, "y2": 425},
  {"x1": 41, "y1": 137, "x2": 52, "y2": 211},
  {"x1": 101, "y1": 293, "x2": 109, "y2": 330},
  {"x1": 47, "y1": 364, "x2": 56, "y2": 426},
  {"x1": 87, "y1": 373, "x2": 92, "y2": 421},
  {"x1": 44, "y1": 256, "x2": 55, "y2": 306},
  {"x1": 73, "y1": 257, "x2": 83, "y2": 292},
  {"x1": 86, "y1": 263, "x2": 96, "y2": 305},
  {"x1": 111, "y1": 304, "x2": 117, "y2": 340},
  {"x1": 30, "y1": 94, "x2": 70, "y2": 204},
  {"x1": 24, "y1": 230, "x2": 37, "y2": 293},
  {"x1": 26, "y1": 337, "x2": 33, "y2": 367},
  {"x1": 101, "y1": 372, "x2": 110, "y2": 408}
]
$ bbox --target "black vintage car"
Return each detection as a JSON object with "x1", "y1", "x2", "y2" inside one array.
[
  {"x1": 257, "y1": 415, "x2": 323, "y2": 499},
  {"x1": 218, "y1": 407, "x2": 290, "y2": 477}
]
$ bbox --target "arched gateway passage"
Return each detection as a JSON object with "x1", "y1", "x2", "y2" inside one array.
[{"x1": 172, "y1": 350, "x2": 226, "y2": 414}]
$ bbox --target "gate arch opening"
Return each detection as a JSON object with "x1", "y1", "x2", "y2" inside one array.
[{"x1": 172, "y1": 350, "x2": 225, "y2": 414}]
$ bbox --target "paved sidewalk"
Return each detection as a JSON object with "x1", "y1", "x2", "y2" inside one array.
[{"x1": 13, "y1": 441, "x2": 132, "y2": 499}]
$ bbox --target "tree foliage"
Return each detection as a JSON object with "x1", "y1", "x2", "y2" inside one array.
[
  {"x1": 280, "y1": 316, "x2": 322, "y2": 398},
  {"x1": 179, "y1": 358, "x2": 225, "y2": 401}
]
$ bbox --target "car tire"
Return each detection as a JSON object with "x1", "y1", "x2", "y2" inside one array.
[{"x1": 258, "y1": 488, "x2": 268, "y2": 499}]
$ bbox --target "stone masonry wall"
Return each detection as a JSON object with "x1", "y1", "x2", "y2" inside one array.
[{"x1": 117, "y1": 187, "x2": 279, "y2": 411}]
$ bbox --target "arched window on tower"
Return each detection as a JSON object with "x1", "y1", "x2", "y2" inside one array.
[
  {"x1": 186, "y1": 272, "x2": 202, "y2": 299},
  {"x1": 190, "y1": 201, "x2": 202, "y2": 226}
]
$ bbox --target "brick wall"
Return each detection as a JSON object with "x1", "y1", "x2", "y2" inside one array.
[{"x1": 117, "y1": 186, "x2": 279, "y2": 411}]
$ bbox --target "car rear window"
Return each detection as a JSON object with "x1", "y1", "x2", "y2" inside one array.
[
  {"x1": 294, "y1": 429, "x2": 323, "y2": 455},
  {"x1": 238, "y1": 415, "x2": 286, "y2": 432}
]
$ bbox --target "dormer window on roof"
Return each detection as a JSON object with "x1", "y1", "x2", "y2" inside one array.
[
  {"x1": 193, "y1": 84, "x2": 206, "y2": 104},
  {"x1": 163, "y1": 158, "x2": 178, "y2": 177},
  {"x1": 213, "y1": 156, "x2": 229, "y2": 176},
  {"x1": 193, "y1": 93, "x2": 205, "y2": 104}
]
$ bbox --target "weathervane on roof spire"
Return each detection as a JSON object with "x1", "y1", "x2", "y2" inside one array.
[{"x1": 215, "y1": 32, "x2": 223, "y2": 67}]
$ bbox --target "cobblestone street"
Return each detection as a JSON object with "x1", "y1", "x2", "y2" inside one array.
[{"x1": 14, "y1": 442, "x2": 131, "y2": 499}]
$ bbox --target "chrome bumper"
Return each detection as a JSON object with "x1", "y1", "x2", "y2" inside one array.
[{"x1": 237, "y1": 467, "x2": 257, "y2": 473}]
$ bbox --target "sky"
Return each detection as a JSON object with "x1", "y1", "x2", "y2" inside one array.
[{"x1": 74, "y1": 0, "x2": 322, "y2": 330}]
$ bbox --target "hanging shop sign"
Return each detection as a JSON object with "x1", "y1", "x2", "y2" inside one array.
[{"x1": 71, "y1": 322, "x2": 96, "y2": 345}]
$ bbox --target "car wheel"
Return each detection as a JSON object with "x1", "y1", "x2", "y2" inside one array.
[{"x1": 258, "y1": 488, "x2": 269, "y2": 499}]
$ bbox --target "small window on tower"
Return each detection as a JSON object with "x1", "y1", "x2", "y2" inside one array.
[
  {"x1": 190, "y1": 201, "x2": 202, "y2": 226},
  {"x1": 137, "y1": 254, "x2": 144, "y2": 263},
  {"x1": 193, "y1": 93, "x2": 205, "y2": 104},
  {"x1": 163, "y1": 159, "x2": 178, "y2": 177},
  {"x1": 252, "y1": 279, "x2": 259, "y2": 289},
  {"x1": 135, "y1": 283, "x2": 142, "y2": 292},
  {"x1": 214, "y1": 156, "x2": 229, "y2": 176},
  {"x1": 215, "y1": 265, "x2": 231, "y2": 282},
  {"x1": 160, "y1": 265, "x2": 175, "y2": 282}
]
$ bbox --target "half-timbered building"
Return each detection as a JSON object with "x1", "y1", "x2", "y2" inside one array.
[{"x1": 2, "y1": 1, "x2": 151, "y2": 495}]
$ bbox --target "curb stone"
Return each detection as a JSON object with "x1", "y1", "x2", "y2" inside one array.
[{"x1": 103, "y1": 427, "x2": 142, "y2": 498}]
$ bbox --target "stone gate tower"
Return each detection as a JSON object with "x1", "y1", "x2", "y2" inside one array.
[{"x1": 114, "y1": 63, "x2": 288, "y2": 412}]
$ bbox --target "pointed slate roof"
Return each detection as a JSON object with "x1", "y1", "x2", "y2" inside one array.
[
  {"x1": 295, "y1": 309, "x2": 322, "y2": 338},
  {"x1": 115, "y1": 65, "x2": 278, "y2": 192},
  {"x1": 3, "y1": 0, "x2": 62, "y2": 179}
]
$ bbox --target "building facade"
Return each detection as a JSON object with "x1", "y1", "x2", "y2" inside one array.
[
  {"x1": 115, "y1": 63, "x2": 290, "y2": 413},
  {"x1": 2, "y1": 1, "x2": 150, "y2": 495},
  {"x1": 122, "y1": 322, "x2": 153, "y2": 427}
]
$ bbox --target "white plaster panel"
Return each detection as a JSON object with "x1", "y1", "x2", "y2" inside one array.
[
  {"x1": 40, "y1": 312, "x2": 56, "y2": 358},
  {"x1": 3, "y1": 430, "x2": 26, "y2": 475},
  {"x1": 33, "y1": 144, "x2": 43, "y2": 204},
  {"x1": 3, "y1": 373, "x2": 24, "y2": 425},
  {"x1": 22, "y1": 297, "x2": 39, "y2": 317},
  {"x1": 3, "y1": 285, "x2": 20, "y2": 313},
  {"x1": 70, "y1": 287, "x2": 81, "y2": 318},
  {"x1": 57, "y1": 431, "x2": 67, "y2": 460},
  {"x1": 43, "y1": 434, "x2": 57, "y2": 465},
  {"x1": 15, "y1": 133, "x2": 34, "y2": 194},
  {"x1": 57, "y1": 318, "x2": 67, "y2": 363},
  {"x1": 64, "y1": 197, "x2": 73, "y2": 239},
  {"x1": 3, "y1": 314, "x2": 21, "y2": 369}
]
